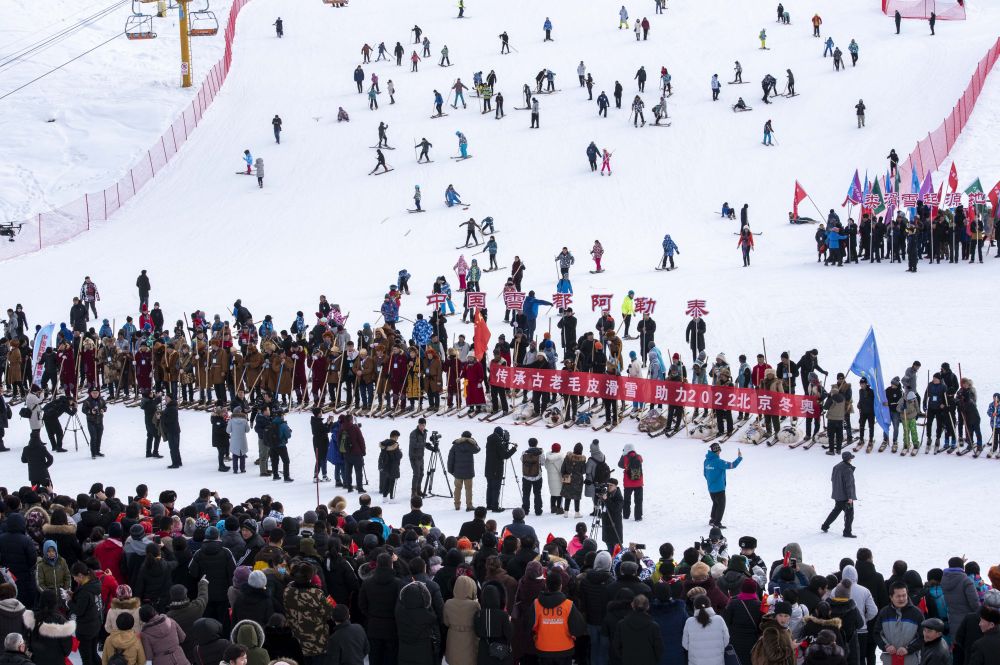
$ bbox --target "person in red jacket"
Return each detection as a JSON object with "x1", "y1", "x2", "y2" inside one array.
[
  {"x1": 462, "y1": 357, "x2": 487, "y2": 413},
  {"x1": 94, "y1": 522, "x2": 127, "y2": 584},
  {"x1": 751, "y1": 353, "x2": 772, "y2": 388},
  {"x1": 618, "y1": 443, "x2": 644, "y2": 521},
  {"x1": 341, "y1": 414, "x2": 367, "y2": 492}
]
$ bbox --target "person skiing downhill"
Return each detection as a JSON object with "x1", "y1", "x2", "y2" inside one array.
[
  {"x1": 499, "y1": 31, "x2": 510, "y2": 54},
  {"x1": 413, "y1": 185, "x2": 422, "y2": 211},
  {"x1": 600, "y1": 149, "x2": 613, "y2": 175},
  {"x1": 416, "y1": 137, "x2": 432, "y2": 163},
  {"x1": 619, "y1": 5, "x2": 629, "y2": 28},
  {"x1": 411, "y1": 51, "x2": 421, "y2": 72},
  {"x1": 377, "y1": 122, "x2": 389, "y2": 148},
  {"x1": 452, "y1": 79, "x2": 468, "y2": 108},
  {"x1": 660, "y1": 234, "x2": 679, "y2": 269},
  {"x1": 631, "y1": 95, "x2": 645, "y2": 126},
  {"x1": 455, "y1": 131, "x2": 468, "y2": 158},
  {"x1": 432, "y1": 90, "x2": 443, "y2": 116},
  {"x1": 711, "y1": 74, "x2": 721, "y2": 101},
  {"x1": 763, "y1": 119, "x2": 774, "y2": 145},
  {"x1": 370, "y1": 149, "x2": 389, "y2": 175},
  {"x1": 445, "y1": 184, "x2": 463, "y2": 207},
  {"x1": 733, "y1": 60, "x2": 742, "y2": 83},
  {"x1": 738, "y1": 224, "x2": 755, "y2": 266},
  {"x1": 591, "y1": 239, "x2": 604, "y2": 271}
]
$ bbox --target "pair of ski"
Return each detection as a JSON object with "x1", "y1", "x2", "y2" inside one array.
[
  {"x1": 483, "y1": 266, "x2": 508, "y2": 272},
  {"x1": 654, "y1": 266, "x2": 678, "y2": 271},
  {"x1": 589, "y1": 406, "x2": 632, "y2": 431}
]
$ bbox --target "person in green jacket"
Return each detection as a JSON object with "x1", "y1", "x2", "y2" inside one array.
[{"x1": 35, "y1": 540, "x2": 71, "y2": 594}]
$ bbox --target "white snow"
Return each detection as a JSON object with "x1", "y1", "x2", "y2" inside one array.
[{"x1": 3, "y1": 0, "x2": 1000, "y2": 576}]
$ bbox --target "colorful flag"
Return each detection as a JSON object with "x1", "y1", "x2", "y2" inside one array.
[
  {"x1": 988, "y1": 180, "x2": 1000, "y2": 214},
  {"x1": 909, "y1": 167, "x2": 920, "y2": 220},
  {"x1": 31, "y1": 323, "x2": 56, "y2": 387},
  {"x1": 965, "y1": 178, "x2": 985, "y2": 209},
  {"x1": 793, "y1": 181, "x2": 808, "y2": 218},
  {"x1": 849, "y1": 328, "x2": 891, "y2": 436},
  {"x1": 842, "y1": 170, "x2": 862, "y2": 207},
  {"x1": 872, "y1": 177, "x2": 885, "y2": 215},
  {"x1": 861, "y1": 172, "x2": 871, "y2": 213},
  {"x1": 473, "y1": 310, "x2": 490, "y2": 361},
  {"x1": 948, "y1": 162, "x2": 958, "y2": 192}
]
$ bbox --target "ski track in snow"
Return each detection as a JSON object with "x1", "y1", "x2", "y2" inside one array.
[{"x1": 2, "y1": 0, "x2": 1000, "y2": 571}]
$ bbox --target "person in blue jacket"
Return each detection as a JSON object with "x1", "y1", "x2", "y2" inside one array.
[
  {"x1": 242, "y1": 149, "x2": 253, "y2": 175},
  {"x1": 483, "y1": 235, "x2": 499, "y2": 270},
  {"x1": 445, "y1": 184, "x2": 463, "y2": 207},
  {"x1": 823, "y1": 36, "x2": 834, "y2": 57},
  {"x1": 660, "y1": 234, "x2": 679, "y2": 269},
  {"x1": 703, "y1": 441, "x2": 742, "y2": 528},
  {"x1": 326, "y1": 416, "x2": 344, "y2": 485},
  {"x1": 380, "y1": 295, "x2": 399, "y2": 326},
  {"x1": 412, "y1": 314, "x2": 433, "y2": 349},
  {"x1": 98, "y1": 319, "x2": 113, "y2": 339},
  {"x1": 353, "y1": 65, "x2": 364, "y2": 93},
  {"x1": 433, "y1": 90, "x2": 445, "y2": 116},
  {"x1": 825, "y1": 227, "x2": 846, "y2": 266},
  {"x1": 522, "y1": 290, "x2": 552, "y2": 340},
  {"x1": 543, "y1": 17, "x2": 553, "y2": 41}
]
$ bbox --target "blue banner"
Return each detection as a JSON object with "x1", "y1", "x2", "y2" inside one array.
[{"x1": 849, "y1": 327, "x2": 890, "y2": 435}]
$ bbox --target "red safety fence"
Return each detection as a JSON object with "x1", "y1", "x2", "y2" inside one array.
[
  {"x1": 898, "y1": 36, "x2": 1000, "y2": 182},
  {"x1": 1, "y1": 0, "x2": 251, "y2": 261}
]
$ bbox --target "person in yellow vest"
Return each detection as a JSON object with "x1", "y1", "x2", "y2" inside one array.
[
  {"x1": 621, "y1": 291, "x2": 636, "y2": 339},
  {"x1": 531, "y1": 573, "x2": 586, "y2": 665}
]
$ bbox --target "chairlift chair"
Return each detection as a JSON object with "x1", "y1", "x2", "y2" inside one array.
[
  {"x1": 189, "y1": 0, "x2": 219, "y2": 36},
  {"x1": 125, "y1": 1, "x2": 156, "y2": 40}
]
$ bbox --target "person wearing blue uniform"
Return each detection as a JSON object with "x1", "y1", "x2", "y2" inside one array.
[
  {"x1": 703, "y1": 441, "x2": 742, "y2": 528},
  {"x1": 484, "y1": 235, "x2": 499, "y2": 270},
  {"x1": 543, "y1": 17, "x2": 553, "y2": 41},
  {"x1": 242, "y1": 149, "x2": 253, "y2": 174},
  {"x1": 522, "y1": 290, "x2": 552, "y2": 341},
  {"x1": 660, "y1": 234, "x2": 679, "y2": 269}
]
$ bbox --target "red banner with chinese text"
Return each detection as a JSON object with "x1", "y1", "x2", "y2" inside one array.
[{"x1": 489, "y1": 365, "x2": 819, "y2": 418}]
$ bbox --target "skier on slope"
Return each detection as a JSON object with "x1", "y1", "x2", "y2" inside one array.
[
  {"x1": 619, "y1": 5, "x2": 629, "y2": 28},
  {"x1": 499, "y1": 31, "x2": 510, "y2": 54},
  {"x1": 377, "y1": 122, "x2": 389, "y2": 148},
  {"x1": 596, "y1": 91, "x2": 610, "y2": 117},
  {"x1": 411, "y1": 51, "x2": 421, "y2": 72},
  {"x1": 445, "y1": 184, "x2": 463, "y2": 207},
  {"x1": 660, "y1": 234, "x2": 679, "y2": 270},
  {"x1": 855, "y1": 99, "x2": 866, "y2": 128},
  {"x1": 452, "y1": 79, "x2": 468, "y2": 108},
  {"x1": 459, "y1": 218, "x2": 479, "y2": 246},
  {"x1": 455, "y1": 130, "x2": 469, "y2": 158},
  {"x1": 440, "y1": 45, "x2": 450, "y2": 66},
  {"x1": 483, "y1": 236, "x2": 499, "y2": 270},
  {"x1": 413, "y1": 185, "x2": 422, "y2": 211},
  {"x1": 543, "y1": 17, "x2": 553, "y2": 41},
  {"x1": 530, "y1": 97, "x2": 540, "y2": 128},
  {"x1": 738, "y1": 224, "x2": 755, "y2": 266},
  {"x1": 733, "y1": 60, "x2": 742, "y2": 83},
  {"x1": 660, "y1": 67, "x2": 672, "y2": 95},
  {"x1": 370, "y1": 149, "x2": 389, "y2": 175},
  {"x1": 554, "y1": 247, "x2": 575, "y2": 277},
  {"x1": 254, "y1": 157, "x2": 264, "y2": 188},
  {"x1": 242, "y1": 149, "x2": 253, "y2": 174},
  {"x1": 711, "y1": 74, "x2": 721, "y2": 101},
  {"x1": 586, "y1": 142, "x2": 599, "y2": 171},
  {"x1": 416, "y1": 137, "x2": 432, "y2": 163},
  {"x1": 394, "y1": 41, "x2": 404, "y2": 65},
  {"x1": 634, "y1": 65, "x2": 647, "y2": 92},
  {"x1": 591, "y1": 240, "x2": 604, "y2": 272},
  {"x1": 433, "y1": 90, "x2": 444, "y2": 116},
  {"x1": 601, "y1": 149, "x2": 613, "y2": 176},
  {"x1": 272, "y1": 115, "x2": 282, "y2": 143},
  {"x1": 577, "y1": 61, "x2": 586, "y2": 86},
  {"x1": 763, "y1": 119, "x2": 774, "y2": 145},
  {"x1": 631, "y1": 95, "x2": 645, "y2": 127},
  {"x1": 273, "y1": 17, "x2": 283, "y2": 38}
]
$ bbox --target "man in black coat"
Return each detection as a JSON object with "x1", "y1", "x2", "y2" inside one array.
[
  {"x1": 80, "y1": 386, "x2": 106, "y2": 458},
  {"x1": 328, "y1": 605, "x2": 369, "y2": 665},
  {"x1": 136, "y1": 270, "x2": 151, "y2": 309},
  {"x1": 68, "y1": 562, "x2": 103, "y2": 665},
  {"x1": 20, "y1": 437, "x2": 53, "y2": 486},
  {"x1": 557, "y1": 308, "x2": 578, "y2": 354},
  {"x1": 797, "y1": 349, "x2": 828, "y2": 388},
  {"x1": 188, "y1": 527, "x2": 237, "y2": 629},
  {"x1": 856, "y1": 548, "x2": 890, "y2": 665},
  {"x1": 637, "y1": 314, "x2": 656, "y2": 365},
  {"x1": 578, "y1": 550, "x2": 615, "y2": 655},
  {"x1": 614, "y1": 594, "x2": 664, "y2": 665},
  {"x1": 968, "y1": 605, "x2": 1000, "y2": 665},
  {"x1": 0, "y1": 513, "x2": 38, "y2": 606},
  {"x1": 601, "y1": 479, "x2": 625, "y2": 551},
  {"x1": 161, "y1": 393, "x2": 181, "y2": 468},
  {"x1": 41, "y1": 394, "x2": 74, "y2": 452},
  {"x1": 821, "y1": 452, "x2": 857, "y2": 537},
  {"x1": 358, "y1": 554, "x2": 400, "y2": 665},
  {"x1": 69, "y1": 298, "x2": 88, "y2": 333},
  {"x1": 685, "y1": 317, "x2": 706, "y2": 363},
  {"x1": 485, "y1": 427, "x2": 518, "y2": 512}
]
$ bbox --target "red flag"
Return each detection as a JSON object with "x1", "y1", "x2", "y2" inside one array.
[
  {"x1": 948, "y1": 162, "x2": 958, "y2": 193},
  {"x1": 931, "y1": 183, "x2": 943, "y2": 218},
  {"x1": 793, "y1": 180, "x2": 808, "y2": 218},
  {"x1": 989, "y1": 180, "x2": 1000, "y2": 213},
  {"x1": 473, "y1": 310, "x2": 490, "y2": 361}
]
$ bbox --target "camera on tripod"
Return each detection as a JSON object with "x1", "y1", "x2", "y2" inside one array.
[
  {"x1": 0, "y1": 222, "x2": 22, "y2": 242},
  {"x1": 593, "y1": 481, "x2": 610, "y2": 499},
  {"x1": 428, "y1": 431, "x2": 441, "y2": 451}
]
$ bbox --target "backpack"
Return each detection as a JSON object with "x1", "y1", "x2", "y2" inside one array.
[
  {"x1": 338, "y1": 428, "x2": 351, "y2": 454},
  {"x1": 522, "y1": 450, "x2": 541, "y2": 478},
  {"x1": 626, "y1": 453, "x2": 642, "y2": 481},
  {"x1": 107, "y1": 649, "x2": 128, "y2": 665},
  {"x1": 265, "y1": 420, "x2": 282, "y2": 447},
  {"x1": 593, "y1": 458, "x2": 611, "y2": 482}
]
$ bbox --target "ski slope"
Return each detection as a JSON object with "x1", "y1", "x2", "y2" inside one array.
[
  {"x1": 2, "y1": 0, "x2": 1000, "y2": 572},
  {"x1": 0, "y1": 0, "x2": 233, "y2": 222}
]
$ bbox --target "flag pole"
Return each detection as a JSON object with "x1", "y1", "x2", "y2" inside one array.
[{"x1": 806, "y1": 194, "x2": 825, "y2": 222}]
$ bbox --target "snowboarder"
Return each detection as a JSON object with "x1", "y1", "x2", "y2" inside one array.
[
  {"x1": 377, "y1": 122, "x2": 389, "y2": 148},
  {"x1": 254, "y1": 157, "x2": 264, "y2": 188},
  {"x1": 370, "y1": 149, "x2": 389, "y2": 175},
  {"x1": 242, "y1": 149, "x2": 253, "y2": 174},
  {"x1": 586, "y1": 142, "x2": 599, "y2": 171},
  {"x1": 445, "y1": 184, "x2": 463, "y2": 207},
  {"x1": 660, "y1": 234, "x2": 679, "y2": 269},
  {"x1": 354, "y1": 65, "x2": 364, "y2": 92},
  {"x1": 495, "y1": 92, "x2": 504, "y2": 118},
  {"x1": 530, "y1": 97, "x2": 539, "y2": 128},
  {"x1": 272, "y1": 114, "x2": 282, "y2": 143},
  {"x1": 440, "y1": 45, "x2": 450, "y2": 66},
  {"x1": 543, "y1": 17, "x2": 553, "y2": 41},
  {"x1": 848, "y1": 39, "x2": 859, "y2": 66},
  {"x1": 416, "y1": 137, "x2": 432, "y2": 163},
  {"x1": 273, "y1": 17, "x2": 283, "y2": 38},
  {"x1": 413, "y1": 185, "x2": 422, "y2": 211},
  {"x1": 733, "y1": 60, "x2": 742, "y2": 83},
  {"x1": 635, "y1": 65, "x2": 647, "y2": 92},
  {"x1": 619, "y1": 5, "x2": 629, "y2": 28},
  {"x1": 820, "y1": 451, "x2": 856, "y2": 537},
  {"x1": 763, "y1": 119, "x2": 774, "y2": 145},
  {"x1": 631, "y1": 95, "x2": 645, "y2": 126},
  {"x1": 732, "y1": 97, "x2": 748, "y2": 111},
  {"x1": 855, "y1": 99, "x2": 866, "y2": 128},
  {"x1": 704, "y1": 442, "x2": 742, "y2": 529},
  {"x1": 823, "y1": 36, "x2": 834, "y2": 57},
  {"x1": 499, "y1": 31, "x2": 510, "y2": 54},
  {"x1": 433, "y1": 89, "x2": 444, "y2": 116},
  {"x1": 601, "y1": 149, "x2": 613, "y2": 175},
  {"x1": 711, "y1": 74, "x2": 721, "y2": 101},
  {"x1": 411, "y1": 51, "x2": 421, "y2": 72},
  {"x1": 597, "y1": 90, "x2": 609, "y2": 116},
  {"x1": 738, "y1": 224, "x2": 755, "y2": 266},
  {"x1": 455, "y1": 130, "x2": 468, "y2": 158},
  {"x1": 452, "y1": 78, "x2": 468, "y2": 108}
]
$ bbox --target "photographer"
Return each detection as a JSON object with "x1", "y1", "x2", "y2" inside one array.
[
  {"x1": 80, "y1": 385, "x2": 107, "y2": 458},
  {"x1": 485, "y1": 427, "x2": 518, "y2": 512},
  {"x1": 41, "y1": 392, "x2": 74, "y2": 452},
  {"x1": 600, "y1": 478, "x2": 624, "y2": 553},
  {"x1": 140, "y1": 389, "x2": 162, "y2": 459},
  {"x1": 408, "y1": 419, "x2": 436, "y2": 497}
]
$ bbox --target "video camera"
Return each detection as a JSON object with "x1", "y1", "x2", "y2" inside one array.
[
  {"x1": 0, "y1": 222, "x2": 22, "y2": 242},
  {"x1": 429, "y1": 431, "x2": 442, "y2": 451}
]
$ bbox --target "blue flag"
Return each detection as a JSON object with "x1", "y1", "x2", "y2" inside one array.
[
  {"x1": 909, "y1": 166, "x2": 920, "y2": 220},
  {"x1": 849, "y1": 327, "x2": 890, "y2": 436}
]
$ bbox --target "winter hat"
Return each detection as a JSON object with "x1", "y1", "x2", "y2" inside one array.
[
  {"x1": 233, "y1": 566, "x2": 252, "y2": 588},
  {"x1": 774, "y1": 601, "x2": 793, "y2": 616},
  {"x1": 833, "y1": 579, "x2": 853, "y2": 599},
  {"x1": 984, "y1": 589, "x2": 1000, "y2": 609},
  {"x1": 690, "y1": 562, "x2": 711, "y2": 581},
  {"x1": 151, "y1": 503, "x2": 166, "y2": 518},
  {"x1": 129, "y1": 524, "x2": 146, "y2": 540},
  {"x1": 224, "y1": 516, "x2": 239, "y2": 531},
  {"x1": 980, "y1": 604, "x2": 1000, "y2": 624},
  {"x1": 921, "y1": 617, "x2": 946, "y2": 634},
  {"x1": 241, "y1": 519, "x2": 258, "y2": 535},
  {"x1": 907, "y1": 391, "x2": 917, "y2": 400},
  {"x1": 739, "y1": 536, "x2": 757, "y2": 550},
  {"x1": 332, "y1": 605, "x2": 350, "y2": 623},
  {"x1": 891, "y1": 376, "x2": 901, "y2": 385},
  {"x1": 594, "y1": 551, "x2": 613, "y2": 572},
  {"x1": 262, "y1": 516, "x2": 278, "y2": 533},
  {"x1": 204, "y1": 526, "x2": 220, "y2": 541},
  {"x1": 457, "y1": 537, "x2": 473, "y2": 551},
  {"x1": 551, "y1": 443, "x2": 561, "y2": 452},
  {"x1": 428, "y1": 555, "x2": 443, "y2": 574},
  {"x1": 169, "y1": 585, "x2": 188, "y2": 604},
  {"x1": 303, "y1": 510, "x2": 318, "y2": 525},
  {"x1": 248, "y1": 570, "x2": 268, "y2": 590},
  {"x1": 116, "y1": 584, "x2": 133, "y2": 600},
  {"x1": 620, "y1": 561, "x2": 639, "y2": 578},
  {"x1": 108, "y1": 522, "x2": 123, "y2": 540},
  {"x1": 629, "y1": 351, "x2": 636, "y2": 360},
  {"x1": 740, "y1": 578, "x2": 757, "y2": 595}
]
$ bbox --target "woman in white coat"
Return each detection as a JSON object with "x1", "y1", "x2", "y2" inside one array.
[
  {"x1": 543, "y1": 442, "x2": 565, "y2": 515},
  {"x1": 226, "y1": 408, "x2": 251, "y2": 474},
  {"x1": 682, "y1": 594, "x2": 730, "y2": 665}
]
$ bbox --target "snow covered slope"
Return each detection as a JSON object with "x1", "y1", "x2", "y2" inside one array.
[
  {"x1": 1, "y1": 0, "x2": 1000, "y2": 571},
  {"x1": 0, "y1": 0, "x2": 233, "y2": 222}
]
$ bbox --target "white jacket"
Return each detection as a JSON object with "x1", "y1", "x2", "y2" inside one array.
[
  {"x1": 682, "y1": 609, "x2": 730, "y2": 665},
  {"x1": 841, "y1": 564, "x2": 878, "y2": 631},
  {"x1": 544, "y1": 451, "x2": 565, "y2": 497}
]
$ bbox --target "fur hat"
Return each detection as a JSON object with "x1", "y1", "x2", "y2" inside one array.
[
  {"x1": 690, "y1": 562, "x2": 711, "y2": 581},
  {"x1": 774, "y1": 601, "x2": 793, "y2": 616},
  {"x1": 980, "y1": 604, "x2": 1000, "y2": 624},
  {"x1": 248, "y1": 570, "x2": 268, "y2": 590}
]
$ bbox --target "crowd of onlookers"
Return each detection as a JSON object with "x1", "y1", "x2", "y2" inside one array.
[{"x1": 0, "y1": 481, "x2": 998, "y2": 665}]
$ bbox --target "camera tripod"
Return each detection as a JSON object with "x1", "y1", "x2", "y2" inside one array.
[
  {"x1": 497, "y1": 456, "x2": 522, "y2": 510},
  {"x1": 63, "y1": 411, "x2": 90, "y2": 453},
  {"x1": 423, "y1": 446, "x2": 452, "y2": 498},
  {"x1": 589, "y1": 491, "x2": 621, "y2": 546}
]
